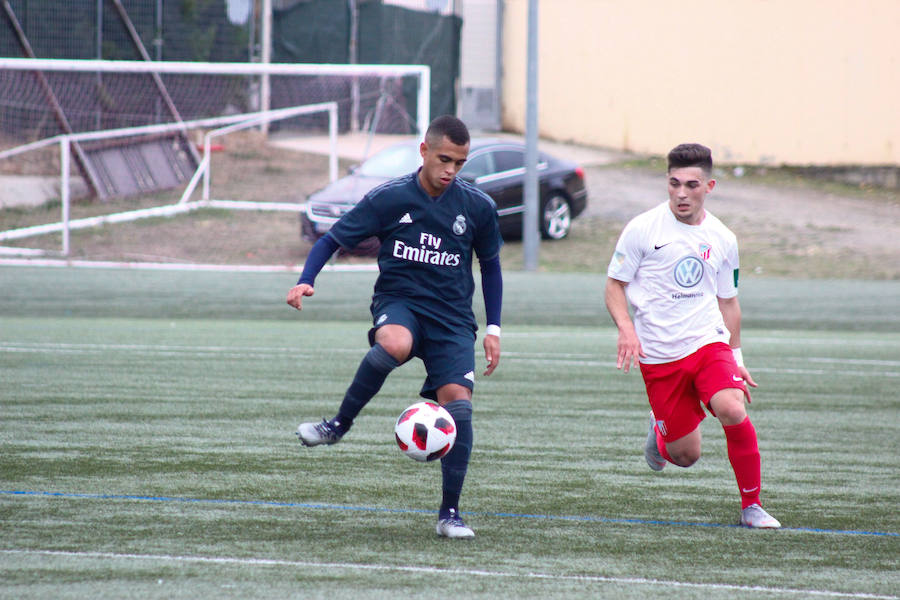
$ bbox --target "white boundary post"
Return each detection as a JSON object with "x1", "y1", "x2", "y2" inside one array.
[
  {"x1": 417, "y1": 68, "x2": 431, "y2": 134},
  {"x1": 260, "y1": 0, "x2": 272, "y2": 135},
  {"x1": 328, "y1": 102, "x2": 338, "y2": 182},
  {"x1": 60, "y1": 137, "x2": 70, "y2": 256}
]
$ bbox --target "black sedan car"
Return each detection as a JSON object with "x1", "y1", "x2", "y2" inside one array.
[{"x1": 300, "y1": 138, "x2": 588, "y2": 252}]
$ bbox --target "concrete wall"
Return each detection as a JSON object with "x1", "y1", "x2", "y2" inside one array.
[{"x1": 501, "y1": 0, "x2": 900, "y2": 166}]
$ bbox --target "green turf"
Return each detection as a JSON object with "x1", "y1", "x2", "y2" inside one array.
[{"x1": 1, "y1": 266, "x2": 898, "y2": 599}]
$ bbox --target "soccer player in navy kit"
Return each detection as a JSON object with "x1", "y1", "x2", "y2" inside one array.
[
  {"x1": 286, "y1": 115, "x2": 503, "y2": 539},
  {"x1": 605, "y1": 143, "x2": 780, "y2": 528}
]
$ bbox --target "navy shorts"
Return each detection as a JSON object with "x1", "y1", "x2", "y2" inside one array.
[{"x1": 368, "y1": 300, "x2": 476, "y2": 400}]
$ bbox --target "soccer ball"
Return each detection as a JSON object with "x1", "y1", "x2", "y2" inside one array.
[{"x1": 394, "y1": 401, "x2": 456, "y2": 462}]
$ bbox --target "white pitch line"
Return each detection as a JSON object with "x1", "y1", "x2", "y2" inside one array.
[
  {"x1": 0, "y1": 341, "x2": 345, "y2": 354},
  {"x1": 1, "y1": 549, "x2": 896, "y2": 600},
  {"x1": 744, "y1": 337, "x2": 900, "y2": 348},
  {"x1": 751, "y1": 367, "x2": 900, "y2": 378},
  {"x1": 806, "y1": 357, "x2": 900, "y2": 367},
  {"x1": 2, "y1": 342, "x2": 898, "y2": 378}
]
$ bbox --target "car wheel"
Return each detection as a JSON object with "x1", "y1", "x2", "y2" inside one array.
[{"x1": 540, "y1": 193, "x2": 572, "y2": 240}]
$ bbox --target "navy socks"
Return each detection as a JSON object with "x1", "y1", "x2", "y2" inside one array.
[
  {"x1": 332, "y1": 349, "x2": 473, "y2": 520},
  {"x1": 333, "y1": 344, "x2": 399, "y2": 434},
  {"x1": 440, "y1": 399, "x2": 473, "y2": 518}
]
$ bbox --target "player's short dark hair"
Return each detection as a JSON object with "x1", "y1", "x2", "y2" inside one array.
[
  {"x1": 667, "y1": 143, "x2": 713, "y2": 175},
  {"x1": 425, "y1": 115, "x2": 470, "y2": 146}
]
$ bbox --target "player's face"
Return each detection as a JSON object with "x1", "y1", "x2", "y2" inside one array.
[
  {"x1": 418, "y1": 136, "x2": 469, "y2": 197},
  {"x1": 667, "y1": 166, "x2": 715, "y2": 225}
]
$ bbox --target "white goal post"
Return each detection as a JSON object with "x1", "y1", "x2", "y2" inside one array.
[
  {"x1": 0, "y1": 58, "x2": 431, "y2": 139},
  {"x1": 0, "y1": 57, "x2": 432, "y2": 260}
]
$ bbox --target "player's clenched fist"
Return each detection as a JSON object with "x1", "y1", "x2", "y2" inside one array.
[{"x1": 286, "y1": 283, "x2": 314, "y2": 310}]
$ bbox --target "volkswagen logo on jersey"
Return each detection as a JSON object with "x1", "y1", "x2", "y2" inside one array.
[
  {"x1": 673, "y1": 256, "x2": 704, "y2": 288},
  {"x1": 452, "y1": 215, "x2": 467, "y2": 235}
]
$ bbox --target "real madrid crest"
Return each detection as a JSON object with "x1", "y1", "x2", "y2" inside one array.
[{"x1": 452, "y1": 214, "x2": 467, "y2": 235}]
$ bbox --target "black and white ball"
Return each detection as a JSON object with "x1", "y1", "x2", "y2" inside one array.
[{"x1": 394, "y1": 401, "x2": 456, "y2": 462}]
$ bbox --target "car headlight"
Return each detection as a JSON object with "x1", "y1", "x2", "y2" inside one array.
[{"x1": 309, "y1": 203, "x2": 352, "y2": 220}]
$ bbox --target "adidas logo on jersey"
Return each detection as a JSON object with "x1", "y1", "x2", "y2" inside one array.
[{"x1": 399, "y1": 213, "x2": 413, "y2": 224}]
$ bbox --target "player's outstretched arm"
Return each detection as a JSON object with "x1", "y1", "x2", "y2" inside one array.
[{"x1": 286, "y1": 233, "x2": 340, "y2": 312}]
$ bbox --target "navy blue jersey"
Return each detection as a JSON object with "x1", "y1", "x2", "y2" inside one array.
[{"x1": 328, "y1": 170, "x2": 502, "y2": 330}]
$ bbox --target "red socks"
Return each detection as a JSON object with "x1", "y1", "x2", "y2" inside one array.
[{"x1": 723, "y1": 417, "x2": 762, "y2": 508}]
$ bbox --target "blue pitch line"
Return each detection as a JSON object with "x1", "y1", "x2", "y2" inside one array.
[{"x1": 2, "y1": 490, "x2": 897, "y2": 538}]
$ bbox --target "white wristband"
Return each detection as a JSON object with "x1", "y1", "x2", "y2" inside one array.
[
  {"x1": 732, "y1": 347, "x2": 744, "y2": 367},
  {"x1": 485, "y1": 324, "x2": 501, "y2": 338}
]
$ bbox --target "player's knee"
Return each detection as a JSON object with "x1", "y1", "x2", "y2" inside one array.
[
  {"x1": 374, "y1": 329, "x2": 413, "y2": 361},
  {"x1": 710, "y1": 390, "x2": 748, "y2": 425},
  {"x1": 669, "y1": 447, "x2": 701, "y2": 467},
  {"x1": 436, "y1": 384, "x2": 472, "y2": 405},
  {"x1": 716, "y1": 402, "x2": 747, "y2": 425}
]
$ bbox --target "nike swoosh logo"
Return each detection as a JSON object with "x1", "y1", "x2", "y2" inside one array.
[
  {"x1": 733, "y1": 375, "x2": 744, "y2": 382},
  {"x1": 741, "y1": 486, "x2": 759, "y2": 494},
  {"x1": 654, "y1": 243, "x2": 672, "y2": 250}
]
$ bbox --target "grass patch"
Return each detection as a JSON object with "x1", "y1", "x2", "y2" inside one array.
[{"x1": 1, "y1": 268, "x2": 898, "y2": 599}]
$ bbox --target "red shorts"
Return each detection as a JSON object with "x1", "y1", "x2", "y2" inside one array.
[{"x1": 639, "y1": 342, "x2": 748, "y2": 442}]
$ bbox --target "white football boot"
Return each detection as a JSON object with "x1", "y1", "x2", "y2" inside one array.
[
  {"x1": 740, "y1": 504, "x2": 782, "y2": 529},
  {"x1": 644, "y1": 413, "x2": 666, "y2": 471},
  {"x1": 436, "y1": 509, "x2": 475, "y2": 539},
  {"x1": 296, "y1": 419, "x2": 343, "y2": 446}
]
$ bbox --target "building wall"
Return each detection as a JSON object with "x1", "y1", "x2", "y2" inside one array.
[{"x1": 501, "y1": 0, "x2": 900, "y2": 166}]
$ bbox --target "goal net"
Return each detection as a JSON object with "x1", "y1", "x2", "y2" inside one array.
[
  {"x1": 0, "y1": 58, "x2": 430, "y2": 266},
  {"x1": 0, "y1": 58, "x2": 430, "y2": 144}
]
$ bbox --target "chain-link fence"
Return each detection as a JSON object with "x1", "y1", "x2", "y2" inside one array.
[
  {"x1": 2, "y1": 1, "x2": 460, "y2": 140},
  {"x1": 1, "y1": 0, "x2": 249, "y2": 62}
]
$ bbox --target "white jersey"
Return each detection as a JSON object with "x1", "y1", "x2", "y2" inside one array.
[{"x1": 607, "y1": 202, "x2": 740, "y2": 363}]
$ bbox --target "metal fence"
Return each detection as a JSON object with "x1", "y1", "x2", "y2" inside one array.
[{"x1": 1, "y1": 0, "x2": 249, "y2": 62}]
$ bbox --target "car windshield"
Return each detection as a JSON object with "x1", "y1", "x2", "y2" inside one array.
[{"x1": 357, "y1": 143, "x2": 422, "y2": 177}]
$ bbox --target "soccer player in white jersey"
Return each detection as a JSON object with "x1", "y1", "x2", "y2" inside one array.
[{"x1": 605, "y1": 143, "x2": 780, "y2": 528}]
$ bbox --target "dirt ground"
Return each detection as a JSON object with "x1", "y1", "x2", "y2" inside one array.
[
  {"x1": 1, "y1": 132, "x2": 898, "y2": 279},
  {"x1": 583, "y1": 164, "x2": 900, "y2": 279}
]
